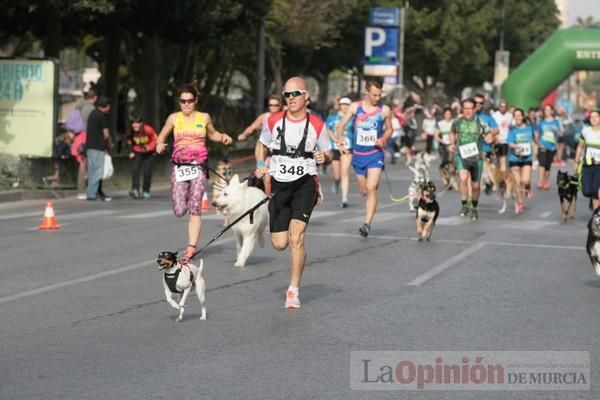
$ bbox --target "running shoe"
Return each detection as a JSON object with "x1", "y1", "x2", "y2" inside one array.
[
  {"x1": 526, "y1": 188, "x2": 533, "y2": 199},
  {"x1": 76, "y1": 193, "x2": 87, "y2": 200},
  {"x1": 484, "y1": 182, "x2": 493, "y2": 195},
  {"x1": 543, "y1": 182, "x2": 551, "y2": 190},
  {"x1": 470, "y1": 207, "x2": 479, "y2": 221},
  {"x1": 129, "y1": 189, "x2": 140, "y2": 199},
  {"x1": 99, "y1": 195, "x2": 112, "y2": 202},
  {"x1": 536, "y1": 183, "x2": 544, "y2": 190},
  {"x1": 142, "y1": 191, "x2": 151, "y2": 199},
  {"x1": 516, "y1": 202, "x2": 525, "y2": 214},
  {"x1": 359, "y1": 223, "x2": 370, "y2": 237},
  {"x1": 459, "y1": 204, "x2": 470, "y2": 217},
  {"x1": 340, "y1": 201, "x2": 348, "y2": 208},
  {"x1": 285, "y1": 290, "x2": 301, "y2": 309}
]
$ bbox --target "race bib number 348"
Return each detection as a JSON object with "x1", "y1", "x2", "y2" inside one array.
[
  {"x1": 175, "y1": 165, "x2": 200, "y2": 182},
  {"x1": 274, "y1": 158, "x2": 307, "y2": 181}
]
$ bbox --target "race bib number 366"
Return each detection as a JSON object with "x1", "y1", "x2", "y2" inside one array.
[
  {"x1": 356, "y1": 128, "x2": 377, "y2": 146},
  {"x1": 175, "y1": 165, "x2": 199, "y2": 182},
  {"x1": 459, "y1": 142, "x2": 479, "y2": 159}
]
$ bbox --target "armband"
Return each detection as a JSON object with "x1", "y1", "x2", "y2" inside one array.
[{"x1": 256, "y1": 160, "x2": 266, "y2": 168}]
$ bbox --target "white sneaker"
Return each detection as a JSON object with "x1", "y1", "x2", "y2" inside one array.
[
  {"x1": 76, "y1": 193, "x2": 87, "y2": 200},
  {"x1": 284, "y1": 290, "x2": 301, "y2": 309}
]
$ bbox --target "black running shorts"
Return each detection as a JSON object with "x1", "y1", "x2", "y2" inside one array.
[{"x1": 269, "y1": 174, "x2": 318, "y2": 233}]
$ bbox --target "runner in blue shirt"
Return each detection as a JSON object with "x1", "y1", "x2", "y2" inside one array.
[
  {"x1": 536, "y1": 104, "x2": 562, "y2": 190},
  {"x1": 474, "y1": 94, "x2": 499, "y2": 195},
  {"x1": 507, "y1": 108, "x2": 537, "y2": 213},
  {"x1": 325, "y1": 96, "x2": 354, "y2": 207}
]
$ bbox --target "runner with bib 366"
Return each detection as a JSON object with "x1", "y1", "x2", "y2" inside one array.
[
  {"x1": 336, "y1": 80, "x2": 392, "y2": 237},
  {"x1": 449, "y1": 98, "x2": 494, "y2": 221}
]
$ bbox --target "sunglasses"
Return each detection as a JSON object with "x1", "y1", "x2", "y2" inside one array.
[
  {"x1": 268, "y1": 103, "x2": 280, "y2": 107},
  {"x1": 179, "y1": 98, "x2": 195, "y2": 104},
  {"x1": 282, "y1": 90, "x2": 306, "y2": 98}
]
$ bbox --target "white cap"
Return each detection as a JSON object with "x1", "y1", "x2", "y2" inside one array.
[{"x1": 339, "y1": 97, "x2": 352, "y2": 105}]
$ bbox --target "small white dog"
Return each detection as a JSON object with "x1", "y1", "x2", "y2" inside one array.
[
  {"x1": 212, "y1": 174, "x2": 268, "y2": 267},
  {"x1": 156, "y1": 251, "x2": 206, "y2": 321}
]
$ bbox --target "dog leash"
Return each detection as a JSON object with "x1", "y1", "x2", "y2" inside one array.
[
  {"x1": 208, "y1": 167, "x2": 230, "y2": 185},
  {"x1": 383, "y1": 167, "x2": 452, "y2": 203},
  {"x1": 383, "y1": 168, "x2": 410, "y2": 203},
  {"x1": 188, "y1": 192, "x2": 274, "y2": 261}
]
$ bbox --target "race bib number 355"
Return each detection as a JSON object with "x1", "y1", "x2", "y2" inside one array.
[
  {"x1": 175, "y1": 165, "x2": 200, "y2": 182},
  {"x1": 459, "y1": 142, "x2": 479, "y2": 159},
  {"x1": 356, "y1": 128, "x2": 377, "y2": 146}
]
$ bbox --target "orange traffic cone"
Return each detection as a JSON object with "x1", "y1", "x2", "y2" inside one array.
[
  {"x1": 38, "y1": 201, "x2": 61, "y2": 230},
  {"x1": 201, "y1": 192, "x2": 211, "y2": 210}
]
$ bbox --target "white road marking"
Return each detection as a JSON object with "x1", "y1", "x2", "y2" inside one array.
[
  {"x1": 59, "y1": 210, "x2": 118, "y2": 220},
  {"x1": 311, "y1": 210, "x2": 342, "y2": 219},
  {"x1": 491, "y1": 241, "x2": 585, "y2": 251},
  {"x1": 501, "y1": 220, "x2": 559, "y2": 231},
  {"x1": 406, "y1": 242, "x2": 488, "y2": 286},
  {"x1": 0, "y1": 236, "x2": 236, "y2": 306},
  {"x1": 539, "y1": 211, "x2": 552, "y2": 218},
  {"x1": 0, "y1": 211, "x2": 41, "y2": 221},
  {"x1": 340, "y1": 212, "x2": 411, "y2": 223},
  {"x1": 436, "y1": 216, "x2": 470, "y2": 226}
]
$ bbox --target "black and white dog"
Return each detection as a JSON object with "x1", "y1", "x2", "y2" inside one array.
[
  {"x1": 156, "y1": 251, "x2": 206, "y2": 321},
  {"x1": 416, "y1": 181, "x2": 440, "y2": 242},
  {"x1": 586, "y1": 207, "x2": 600, "y2": 276}
]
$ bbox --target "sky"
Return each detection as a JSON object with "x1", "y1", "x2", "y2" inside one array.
[{"x1": 567, "y1": 0, "x2": 600, "y2": 26}]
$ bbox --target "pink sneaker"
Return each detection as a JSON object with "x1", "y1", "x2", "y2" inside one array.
[
  {"x1": 285, "y1": 290, "x2": 301, "y2": 309},
  {"x1": 536, "y1": 183, "x2": 544, "y2": 190},
  {"x1": 516, "y1": 202, "x2": 525, "y2": 214},
  {"x1": 543, "y1": 182, "x2": 551, "y2": 190}
]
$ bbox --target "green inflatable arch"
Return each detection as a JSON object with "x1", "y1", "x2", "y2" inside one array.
[{"x1": 502, "y1": 29, "x2": 600, "y2": 110}]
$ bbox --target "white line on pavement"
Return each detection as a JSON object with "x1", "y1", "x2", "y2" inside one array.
[
  {"x1": 406, "y1": 242, "x2": 488, "y2": 286},
  {"x1": 0, "y1": 236, "x2": 236, "y2": 306},
  {"x1": 539, "y1": 211, "x2": 552, "y2": 218},
  {"x1": 0, "y1": 211, "x2": 41, "y2": 221}
]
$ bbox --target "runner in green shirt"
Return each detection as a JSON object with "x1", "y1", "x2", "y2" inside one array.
[{"x1": 449, "y1": 98, "x2": 494, "y2": 221}]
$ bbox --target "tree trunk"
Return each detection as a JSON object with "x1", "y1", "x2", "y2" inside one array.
[
  {"x1": 180, "y1": 43, "x2": 198, "y2": 84},
  {"x1": 104, "y1": 29, "x2": 121, "y2": 147},
  {"x1": 141, "y1": 32, "x2": 160, "y2": 131},
  {"x1": 44, "y1": 7, "x2": 62, "y2": 59},
  {"x1": 269, "y1": 53, "x2": 283, "y2": 95},
  {"x1": 314, "y1": 71, "x2": 330, "y2": 116}
]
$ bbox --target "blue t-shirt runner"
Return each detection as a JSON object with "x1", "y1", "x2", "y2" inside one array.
[{"x1": 507, "y1": 125, "x2": 535, "y2": 166}]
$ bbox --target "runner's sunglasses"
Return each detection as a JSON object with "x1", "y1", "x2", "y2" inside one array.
[{"x1": 282, "y1": 90, "x2": 307, "y2": 98}]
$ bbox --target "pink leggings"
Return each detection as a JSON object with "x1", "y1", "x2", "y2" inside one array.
[{"x1": 171, "y1": 168, "x2": 207, "y2": 217}]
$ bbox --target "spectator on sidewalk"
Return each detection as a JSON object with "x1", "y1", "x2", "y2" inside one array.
[
  {"x1": 70, "y1": 130, "x2": 87, "y2": 199},
  {"x1": 127, "y1": 115, "x2": 157, "y2": 199},
  {"x1": 44, "y1": 127, "x2": 74, "y2": 187},
  {"x1": 85, "y1": 96, "x2": 112, "y2": 201}
]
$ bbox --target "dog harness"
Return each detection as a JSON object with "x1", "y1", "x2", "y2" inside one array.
[{"x1": 164, "y1": 265, "x2": 194, "y2": 294}]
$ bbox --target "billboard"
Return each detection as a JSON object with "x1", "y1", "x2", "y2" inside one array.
[{"x1": 0, "y1": 58, "x2": 58, "y2": 157}]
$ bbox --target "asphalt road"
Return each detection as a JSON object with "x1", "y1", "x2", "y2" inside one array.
[{"x1": 0, "y1": 159, "x2": 598, "y2": 400}]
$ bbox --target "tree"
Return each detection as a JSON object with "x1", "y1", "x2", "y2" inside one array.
[{"x1": 573, "y1": 16, "x2": 600, "y2": 29}]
